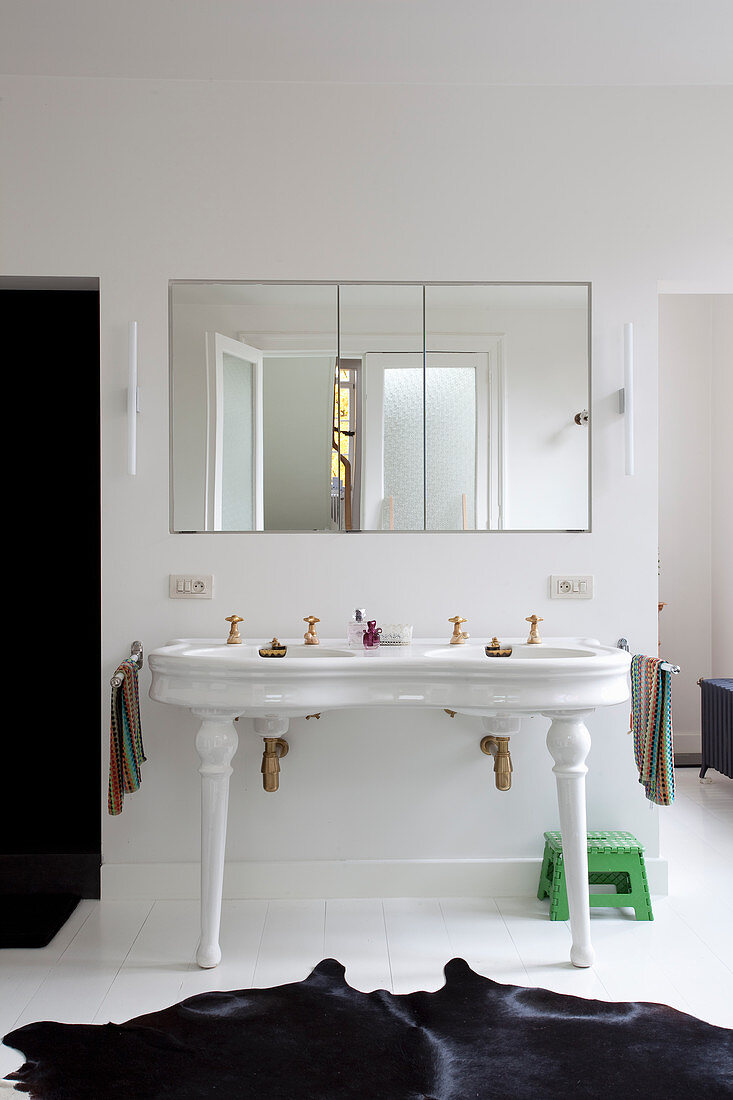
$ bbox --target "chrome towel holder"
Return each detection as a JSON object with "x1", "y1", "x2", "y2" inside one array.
[
  {"x1": 111, "y1": 641, "x2": 144, "y2": 688},
  {"x1": 617, "y1": 638, "x2": 679, "y2": 675}
]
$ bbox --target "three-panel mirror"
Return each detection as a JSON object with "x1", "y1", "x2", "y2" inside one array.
[{"x1": 170, "y1": 282, "x2": 591, "y2": 532}]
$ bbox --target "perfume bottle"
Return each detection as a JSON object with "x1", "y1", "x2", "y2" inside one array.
[
  {"x1": 363, "y1": 621, "x2": 382, "y2": 649},
  {"x1": 347, "y1": 609, "x2": 367, "y2": 648}
]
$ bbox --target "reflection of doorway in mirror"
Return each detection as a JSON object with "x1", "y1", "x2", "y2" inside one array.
[
  {"x1": 261, "y1": 356, "x2": 335, "y2": 531},
  {"x1": 426, "y1": 356, "x2": 487, "y2": 531},
  {"x1": 362, "y1": 351, "x2": 503, "y2": 531},
  {"x1": 205, "y1": 332, "x2": 263, "y2": 532},
  {"x1": 382, "y1": 363, "x2": 425, "y2": 530},
  {"x1": 361, "y1": 353, "x2": 424, "y2": 530},
  {"x1": 333, "y1": 360, "x2": 362, "y2": 531},
  {"x1": 206, "y1": 333, "x2": 337, "y2": 531}
]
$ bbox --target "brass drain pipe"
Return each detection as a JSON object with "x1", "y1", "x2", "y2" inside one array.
[
  {"x1": 261, "y1": 737, "x2": 289, "y2": 792},
  {"x1": 480, "y1": 735, "x2": 513, "y2": 791}
]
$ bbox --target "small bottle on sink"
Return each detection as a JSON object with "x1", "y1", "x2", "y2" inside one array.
[
  {"x1": 347, "y1": 609, "x2": 367, "y2": 648},
  {"x1": 363, "y1": 621, "x2": 382, "y2": 649}
]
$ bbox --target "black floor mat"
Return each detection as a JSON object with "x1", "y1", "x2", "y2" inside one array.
[{"x1": 0, "y1": 894, "x2": 80, "y2": 948}]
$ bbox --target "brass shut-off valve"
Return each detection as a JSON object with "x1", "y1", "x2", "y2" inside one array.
[
  {"x1": 261, "y1": 737, "x2": 289, "y2": 792},
  {"x1": 480, "y1": 735, "x2": 513, "y2": 791}
]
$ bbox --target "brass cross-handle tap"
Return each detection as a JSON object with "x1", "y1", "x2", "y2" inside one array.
[
  {"x1": 303, "y1": 615, "x2": 320, "y2": 645},
  {"x1": 449, "y1": 616, "x2": 469, "y2": 644},
  {"x1": 225, "y1": 614, "x2": 244, "y2": 645},
  {"x1": 525, "y1": 614, "x2": 543, "y2": 645}
]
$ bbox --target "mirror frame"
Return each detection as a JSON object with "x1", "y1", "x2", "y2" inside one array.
[{"x1": 169, "y1": 281, "x2": 592, "y2": 534}]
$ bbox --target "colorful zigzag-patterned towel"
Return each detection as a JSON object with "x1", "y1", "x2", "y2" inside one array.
[
  {"x1": 108, "y1": 658, "x2": 146, "y2": 816},
  {"x1": 630, "y1": 654, "x2": 675, "y2": 806}
]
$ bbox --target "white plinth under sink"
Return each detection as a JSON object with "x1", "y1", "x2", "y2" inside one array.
[{"x1": 148, "y1": 637, "x2": 630, "y2": 969}]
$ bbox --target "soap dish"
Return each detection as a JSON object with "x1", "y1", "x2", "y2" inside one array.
[
  {"x1": 380, "y1": 624, "x2": 413, "y2": 646},
  {"x1": 485, "y1": 637, "x2": 512, "y2": 658},
  {"x1": 259, "y1": 638, "x2": 287, "y2": 658}
]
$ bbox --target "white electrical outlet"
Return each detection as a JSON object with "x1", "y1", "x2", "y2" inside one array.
[
  {"x1": 169, "y1": 574, "x2": 213, "y2": 599},
  {"x1": 549, "y1": 575, "x2": 593, "y2": 599}
]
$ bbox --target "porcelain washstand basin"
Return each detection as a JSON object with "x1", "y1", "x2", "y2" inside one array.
[
  {"x1": 147, "y1": 635, "x2": 631, "y2": 973},
  {"x1": 149, "y1": 637, "x2": 630, "y2": 716}
]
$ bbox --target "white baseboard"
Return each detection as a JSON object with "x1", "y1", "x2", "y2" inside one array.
[
  {"x1": 674, "y1": 731, "x2": 702, "y2": 754},
  {"x1": 101, "y1": 857, "x2": 668, "y2": 900}
]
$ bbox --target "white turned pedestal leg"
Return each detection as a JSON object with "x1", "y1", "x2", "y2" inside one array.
[
  {"x1": 544, "y1": 710, "x2": 594, "y2": 969},
  {"x1": 193, "y1": 709, "x2": 239, "y2": 968}
]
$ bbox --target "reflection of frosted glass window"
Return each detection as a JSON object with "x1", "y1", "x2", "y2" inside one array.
[
  {"x1": 426, "y1": 368, "x2": 476, "y2": 530},
  {"x1": 222, "y1": 352, "x2": 254, "y2": 530},
  {"x1": 383, "y1": 368, "x2": 424, "y2": 530}
]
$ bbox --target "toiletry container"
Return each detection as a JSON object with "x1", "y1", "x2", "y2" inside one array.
[
  {"x1": 363, "y1": 621, "x2": 382, "y2": 649},
  {"x1": 347, "y1": 609, "x2": 367, "y2": 648}
]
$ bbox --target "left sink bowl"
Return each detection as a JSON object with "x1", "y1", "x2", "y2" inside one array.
[{"x1": 181, "y1": 644, "x2": 356, "y2": 659}]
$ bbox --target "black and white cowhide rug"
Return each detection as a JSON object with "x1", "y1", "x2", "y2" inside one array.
[{"x1": 3, "y1": 958, "x2": 732, "y2": 1098}]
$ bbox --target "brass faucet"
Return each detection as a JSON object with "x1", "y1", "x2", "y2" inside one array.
[
  {"x1": 225, "y1": 614, "x2": 244, "y2": 645},
  {"x1": 449, "y1": 616, "x2": 469, "y2": 644},
  {"x1": 261, "y1": 737, "x2": 289, "y2": 792},
  {"x1": 303, "y1": 616, "x2": 320, "y2": 645},
  {"x1": 525, "y1": 614, "x2": 543, "y2": 645}
]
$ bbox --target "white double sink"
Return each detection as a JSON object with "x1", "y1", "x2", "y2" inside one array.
[{"x1": 149, "y1": 636, "x2": 630, "y2": 970}]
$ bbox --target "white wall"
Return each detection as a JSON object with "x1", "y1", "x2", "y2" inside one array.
[
  {"x1": 658, "y1": 296, "x2": 713, "y2": 746},
  {"x1": 659, "y1": 295, "x2": 733, "y2": 751},
  {"x1": 2, "y1": 75, "x2": 732, "y2": 890},
  {"x1": 711, "y1": 297, "x2": 733, "y2": 678}
]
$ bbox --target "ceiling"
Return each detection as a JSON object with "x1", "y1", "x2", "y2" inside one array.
[{"x1": 1, "y1": 1, "x2": 732, "y2": 86}]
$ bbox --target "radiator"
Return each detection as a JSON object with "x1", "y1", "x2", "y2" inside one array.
[{"x1": 699, "y1": 678, "x2": 733, "y2": 780}]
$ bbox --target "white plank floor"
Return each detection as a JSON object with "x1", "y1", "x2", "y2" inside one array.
[{"x1": 2, "y1": 768, "x2": 732, "y2": 1090}]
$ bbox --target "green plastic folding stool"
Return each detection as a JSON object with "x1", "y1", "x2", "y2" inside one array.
[{"x1": 537, "y1": 830, "x2": 654, "y2": 921}]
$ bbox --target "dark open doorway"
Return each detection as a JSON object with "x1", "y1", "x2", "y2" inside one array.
[{"x1": 1, "y1": 277, "x2": 101, "y2": 942}]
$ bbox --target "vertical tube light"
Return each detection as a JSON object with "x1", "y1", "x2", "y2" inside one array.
[
  {"x1": 128, "y1": 320, "x2": 138, "y2": 476},
  {"x1": 624, "y1": 322, "x2": 634, "y2": 476}
]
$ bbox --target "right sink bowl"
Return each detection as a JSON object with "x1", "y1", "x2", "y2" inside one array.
[{"x1": 426, "y1": 644, "x2": 598, "y2": 659}]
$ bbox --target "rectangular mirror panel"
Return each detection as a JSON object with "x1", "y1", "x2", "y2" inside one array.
[
  {"x1": 425, "y1": 284, "x2": 590, "y2": 531},
  {"x1": 171, "y1": 282, "x2": 338, "y2": 531},
  {"x1": 338, "y1": 285, "x2": 425, "y2": 531}
]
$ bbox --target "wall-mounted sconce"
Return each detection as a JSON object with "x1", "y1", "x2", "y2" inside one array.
[
  {"x1": 128, "y1": 320, "x2": 140, "y2": 475},
  {"x1": 618, "y1": 322, "x2": 635, "y2": 476}
]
